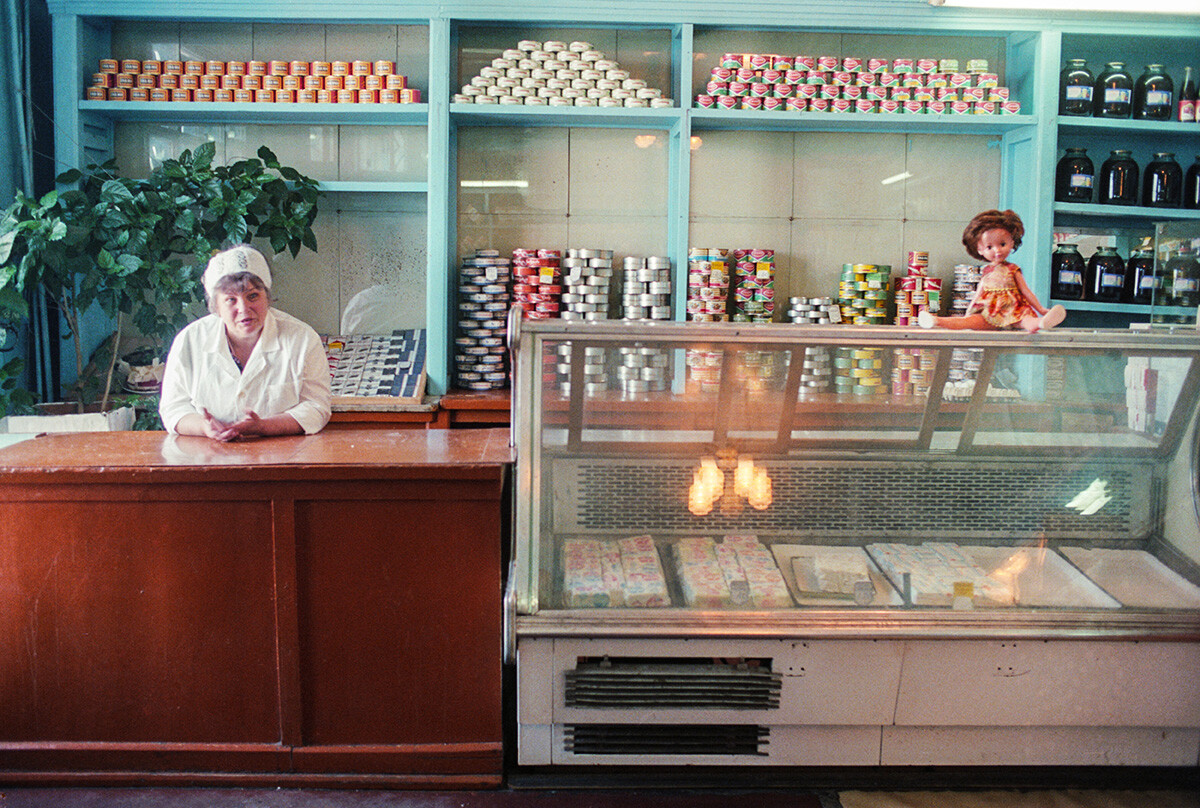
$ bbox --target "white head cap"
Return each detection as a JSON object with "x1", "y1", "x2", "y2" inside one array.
[{"x1": 202, "y1": 245, "x2": 272, "y2": 299}]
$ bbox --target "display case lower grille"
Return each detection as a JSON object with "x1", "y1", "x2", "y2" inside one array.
[
  {"x1": 564, "y1": 724, "x2": 769, "y2": 756},
  {"x1": 557, "y1": 458, "x2": 1153, "y2": 542},
  {"x1": 565, "y1": 657, "x2": 781, "y2": 709}
]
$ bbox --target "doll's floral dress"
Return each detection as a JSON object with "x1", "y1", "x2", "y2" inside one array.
[{"x1": 967, "y1": 262, "x2": 1036, "y2": 328}]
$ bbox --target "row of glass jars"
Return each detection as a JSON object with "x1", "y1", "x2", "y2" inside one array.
[
  {"x1": 1052, "y1": 240, "x2": 1199, "y2": 308},
  {"x1": 1055, "y1": 148, "x2": 1200, "y2": 209},
  {"x1": 1059, "y1": 60, "x2": 1196, "y2": 121}
]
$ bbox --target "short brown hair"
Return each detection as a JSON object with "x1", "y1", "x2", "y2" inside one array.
[{"x1": 962, "y1": 209, "x2": 1024, "y2": 261}]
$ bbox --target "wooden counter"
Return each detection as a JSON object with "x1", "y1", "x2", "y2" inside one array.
[{"x1": 0, "y1": 429, "x2": 512, "y2": 788}]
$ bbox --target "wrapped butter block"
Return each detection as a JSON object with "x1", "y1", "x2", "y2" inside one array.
[
  {"x1": 673, "y1": 537, "x2": 731, "y2": 608},
  {"x1": 723, "y1": 534, "x2": 793, "y2": 609},
  {"x1": 618, "y1": 534, "x2": 671, "y2": 607},
  {"x1": 563, "y1": 539, "x2": 610, "y2": 607},
  {"x1": 600, "y1": 541, "x2": 626, "y2": 607},
  {"x1": 714, "y1": 542, "x2": 752, "y2": 606}
]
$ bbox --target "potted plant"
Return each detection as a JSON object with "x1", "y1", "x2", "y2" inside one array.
[{"x1": 0, "y1": 143, "x2": 321, "y2": 423}]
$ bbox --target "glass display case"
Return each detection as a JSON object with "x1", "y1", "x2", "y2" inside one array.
[{"x1": 509, "y1": 317, "x2": 1200, "y2": 768}]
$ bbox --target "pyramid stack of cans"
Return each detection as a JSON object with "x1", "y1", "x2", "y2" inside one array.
[
  {"x1": 893, "y1": 250, "x2": 943, "y2": 325},
  {"x1": 562, "y1": 248, "x2": 614, "y2": 321},
  {"x1": 686, "y1": 248, "x2": 730, "y2": 321},
  {"x1": 838, "y1": 264, "x2": 891, "y2": 324},
  {"x1": 455, "y1": 249, "x2": 511, "y2": 390},
  {"x1": 621, "y1": 256, "x2": 672, "y2": 320},
  {"x1": 511, "y1": 248, "x2": 563, "y2": 320},
  {"x1": 694, "y1": 53, "x2": 1019, "y2": 115},
  {"x1": 834, "y1": 346, "x2": 886, "y2": 397},
  {"x1": 453, "y1": 39, "x2": 672, "y2": 108},
  {"x1": 787, "y1": 296, "x2": 841, "y2": 324},
  {"x1": 732, "y1": 249, "x2": 776, "y2": 322}
]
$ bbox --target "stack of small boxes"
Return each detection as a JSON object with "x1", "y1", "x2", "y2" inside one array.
[
  {"x1": 455, "y1": 250, "x2": 511, "y2": 391},
  {"x1": 453, "y1": 39, "x2": 672, "y2": 108},
  {"x1": 88, "y1": 57, "x2": 418, "y2": 103}
]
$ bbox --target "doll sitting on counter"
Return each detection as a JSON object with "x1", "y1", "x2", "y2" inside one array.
[{"x1": 918, "y1": 208, "x2": 1066, "y2": 333}]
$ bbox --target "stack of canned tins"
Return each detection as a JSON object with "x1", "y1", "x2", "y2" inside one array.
[
  {"x1": 787, "y1": 296, "x2": 841, "y2": 324},
  {"x1": 553, "y1": 344, "x2": 608, "y2": 394},
  {"x1": 685, "y1": 349, "x2": 724, "y2": 394},
  {"x1": 621, "y1": 255, "x2": 672, "y2": 320},
  {"x1": 946, "y1": 262, "x2": 985, "y2": 399},
  {"x1": 892, "y1": 348, "x2": 938, "y2": 397},
  {"x1": 455, "y1": 249, "x2": 511, "y2": 391},
  {"x1": 453, "y1": 39, "x2": 673, "y2": 109},
  {"x1": 786, "y1": 297, "x2": 840, "y2": 395},
  {"x1": 893, "y1": 251, "x2": 943, "y2": 325},
  {"x1": 733, "y1": 350, "x2": 788, "y2": 394},
  {"x1": 834, "y1": 346, "x2": 886, "y2": 397},
  {"x1": 615, "y1": 346, "x2": 671, "y2": 395},
  {"x1": 732, "y1": 249, "x2": 776, "y2": 322},
  {"x1": 562, "y1": 248, "x2": 614, "y2": 321},
  {"x1": 511, "y1": 248, "x2": 563, "y2": 320},
  {"x1": 686, "y1": 248, "x2": 730, "y2": 321},
  {"x1": 838, "y1": 264, "x2": 892, "y2": 324}
]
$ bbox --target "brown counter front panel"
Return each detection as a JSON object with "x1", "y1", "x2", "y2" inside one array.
[
  {"x1": 0, "y1": 496, "x2": 281, "y2": 745},
  {"x1": 0, "y1": 429, "x2": 510, "y2": 786}
]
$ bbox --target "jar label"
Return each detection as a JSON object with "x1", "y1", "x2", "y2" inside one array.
[
  {"x1": 1065, "y1": 86, "x2": 1092, "y2": 101},
  {"x1": 1144, "y1": 90, "x2": 1172, "y2": 107},
  {"x1": 1070, "y1": 173, "x2": 1094, "y2": 189},
  {"x1": 1139, "y1": 277, "x2": 1161, "y2": 290},
  {"x1": 1176, "y1": 278, "x2": 1199, "y2": 293},
  {"x1": 1101, "y1": 272, "x2": 1124, "y2": 288},
  {"x1": 1104, "y1": 87, "x2": 1132, "y2": 104},
  {"x1": 1058, "y1": 270, "x2": 1083, "y2": 285}
]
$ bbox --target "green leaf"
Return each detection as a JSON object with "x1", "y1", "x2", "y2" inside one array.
[{"x1": 100, "y1": 179, "x2": 135, "y2": 204}]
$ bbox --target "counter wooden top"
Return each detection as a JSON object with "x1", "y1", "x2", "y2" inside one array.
[{"x1": 0, "y1": 427, "x2": 513, "y2": 482}]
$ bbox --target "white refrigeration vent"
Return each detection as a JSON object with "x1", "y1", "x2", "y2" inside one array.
[
  {"x1": 565, "y1": 657, "x2": 782, "y2": 710},
  {"x1": 564, "y1": 723, "x2": 770, "y2": 756}
]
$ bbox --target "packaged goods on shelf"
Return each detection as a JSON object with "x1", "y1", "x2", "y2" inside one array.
[
  {"x1": 686, "y1": 247, "x2": 730, "y2": 323},
  {"x1": 455, "y1": 250, "x2": 511, "y2": 391},
  {"x1": 834, "y1": 346, "x2": 886, "y2": 397},
  {"x1": 87, "y1": 57, "x2": 418, "y2": 103},
  {"x1": 323, "y1": 329, "x2": 427, "y2": 404},
  {"x1": 617, "y1": 255, "x2": 672, "y2": 395},
  {"x1": 672, "y1": 535, "x2": 792, "y2": 609},
  {"x1": 454, "y1": 39, "x2": 672, "y2": 108},
  {"x1": 866, "y1": 541, "x2": 1015, "y2": 607},
  {"x1": 562, "y1": 248, "x2": 614, "y2": 322},
  {"x1": 696, "y1": 53, "x2": 1016, "y2": 114},
  {"x1": 891, "y1": 347, "x2": 938, "y2": 397},
  {"x1": 892, "y1": 251, "x2": 942, "y2": 326},
  {"x1": 732, "y1": 248, "x2": 776, "y2": 322},
  {"x1": 838, "y1": 263, "x2": 891, "y2": 324},
  {"x1": 512, "y1": 248, "x2": 562, "y2": 320}
]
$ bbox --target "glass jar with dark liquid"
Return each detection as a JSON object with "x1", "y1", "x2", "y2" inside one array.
[
  {"x1": 1094, "y1": 62, "x2": 1133, "y2": 118},
  {"x1": 1051, "y1": 243, "x2": 1086, "y2": 300},
  {"x1": 1125, "y1": 244, "x2": 1157, "y2": 305},
  {"x1": 1055, "y1": 147, "x2": 1094, "y2": 203},
  {"x1": 1099, "y1": 149, "x2": 1139, "y2": 205},
  {"x1": 1132, "y1": 64, "x2": 1173, "y2": 121},
  {"x1": 1058, "y1": 59, "x2": 1094, "y2": 116},
  {"x1": 1087, "y1": 246, "x2": 1127, "y2": 303},
  {"x1": 1143, "y1": 152, "x2": 1182, "y2": 208}
]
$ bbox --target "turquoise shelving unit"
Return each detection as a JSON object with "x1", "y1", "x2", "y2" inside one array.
[{"x1": 45, "y1": 1, "x2": 1200, "y2": 395}]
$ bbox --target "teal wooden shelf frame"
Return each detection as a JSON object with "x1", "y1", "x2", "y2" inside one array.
[{"x1": 45, "y1": 1, "x2": 1200, "y2": 395}]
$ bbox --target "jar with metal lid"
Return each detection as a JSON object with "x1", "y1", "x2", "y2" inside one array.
[
  {"x1": 1099, "y1": 149, "x2": 1139, "y2": 205},
  {"x1": 1125, "y1": 243, "x2": 1157, "y2": 305},
  {"x1": 1054, "y1": 148, "x2": 1094, "y2": 203},
  {"x1": 1185, "y1": 155, "x2": 1200, "y2": 210},
  {"x1": 1086, "y1": 246, "x2": 1126, "y2": 303},
  {"x1": 1094, "y1": 62, "x2": 1132, "y2": 118},
  {"x1": 1058, "y1": 59, "x2": 1093, "y2": 116},
  {"x1": 1132, "y1": 64, "x2": 1173, "y2": 120},
  {"x1": 1050, "y1": 243, "x2": 1086, "y2": 300},
  {"x1": 1142, "y1": 152, "x2": 1182, "y2": 207}
]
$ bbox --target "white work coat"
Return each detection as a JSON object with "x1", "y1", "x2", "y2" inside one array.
[{"x1": 159, "y1": 309, "x2": 331, "y2": 435}]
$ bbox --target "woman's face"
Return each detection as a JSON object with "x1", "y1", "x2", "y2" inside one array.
[{"x1": 214, "y1": 284, "x2": 270, "y2": 342}]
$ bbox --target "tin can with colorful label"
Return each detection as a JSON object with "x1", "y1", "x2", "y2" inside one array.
[
  {"x1": 695, "y1": 94, "x2": 716, "y2": 108},
  {"x1": 878, "y1": 72, "x2": 899, "y2": 87},
  {"x1": 817, "y1": 55, "x2": 839, "y2": 71},
  {"x1": 819, "y1": 84, "x2": 841, "y2": 100},
  {"x1": 892, "y1": 58, "x2": 915, "y2": 72},
  {"x1": 973, "y1": 100, "x2": 996, "y2": 114},
  {"x1": 855, "y1": 99, "x2": 876, "y2": 113},
  {"x1": 716, "y1": 95, "x2": 738, "y2": 110},
  {"x1": 763, "y1": 96, "x2": 785, "y2": 111},
  {"x1": 867, "y1": 58, "x2": 889, "y2": 73},
  {"x1": 832, "y1": 70, "x2": 852, "y2": 86},
  {"x1": 795, "y1": 55, "x2": 816, "y2": 70},
  {"x1": 999, "y1": 100, "x2": 1021, "y2": 114},
  {"x1": 785, "y1": 97, "x2": 807, "y2": 111},
  {"x1": 729, "y1": 81, "x2": 749, "y2": 97},
  {"x1": 950, "y1": 100, "x2": 972, "y2": 114},
  {"x1": 880, "y1": 98, "x2": 902, "y2": 114},
  {"x1": 721, "y1": 54, "x2": 743, "y2": 69}
]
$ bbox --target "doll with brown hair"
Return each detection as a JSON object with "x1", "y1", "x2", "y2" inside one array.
[{"x1": 918, "y1": 209, "x2": 1066, "y2": 333}]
